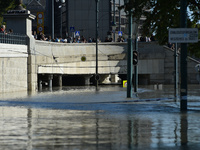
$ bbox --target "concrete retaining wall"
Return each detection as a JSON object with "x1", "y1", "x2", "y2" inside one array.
[
  {"x1": 0, "y1": 43, "x2": 28, "y2": 93},
  {"x1": 35, "y1": 41, "x2": 200, "y2": 84},
  {"x1": 35, "y1": 41, "x2": 127, "y2": 65},
  {"x1": 0, "y1": 41, "x2": 199, "y2": 93},
  {"x1": 163, "y1": 46, "x2": 200, "y2": 84}
]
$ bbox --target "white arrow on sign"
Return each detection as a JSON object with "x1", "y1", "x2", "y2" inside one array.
[{"x1": 75, "y1": 31, "x2": 80, "y2": 36}]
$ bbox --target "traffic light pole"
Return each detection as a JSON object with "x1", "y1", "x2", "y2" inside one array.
[
  {"x1": 127, "y1": 10, "x2": 133, "y2": 98},
  {"x1": 133, "y1": 38, "x2": 138, "y2": 94}
]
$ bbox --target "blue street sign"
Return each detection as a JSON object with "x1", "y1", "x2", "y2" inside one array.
[
  {"x1": 75, "y1": 31, "x2": 80, "y2": 36},
  {"x1": 70, "y1": 27, "x2": 75, "y2": 32},
  {"x1": 118, "y1": 31, "x2": 123, "y2": 36}
]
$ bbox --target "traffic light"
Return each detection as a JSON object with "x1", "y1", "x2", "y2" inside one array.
[{"x1": 133, "y1": 51, "x2": 138, "y2": 65}]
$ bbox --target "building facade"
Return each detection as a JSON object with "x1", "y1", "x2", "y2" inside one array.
[{"x1": 24, "y1": 0, "x2": 128, "y2": 41}]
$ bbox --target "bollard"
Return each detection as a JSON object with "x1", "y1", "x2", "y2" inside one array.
[{"x1": 158, "y1": 84, "x2": 163, "y2": 90}]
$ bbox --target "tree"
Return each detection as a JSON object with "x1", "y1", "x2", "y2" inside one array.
[
  {"x1": 122, "y1": 0, "x2": 200, "y2": 58},
  {"x1": 0, "y1": 1, "x2": 16, "y2": 26}
]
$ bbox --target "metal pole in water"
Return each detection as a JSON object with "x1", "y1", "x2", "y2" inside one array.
[
  {"x1": 180, "y1": 0, "x2": 188, "y2": 111},
  {"x1": 174, "y1": 43, "x2": 179, "y2": 99},
  {"x1": 95, "y1": 0, "x2": 99, "y2": 89},
  {"x1": 127, "y1": 10, "x2": 133, "y2": 98},
  {"x1": 133, "y1": 37, "x2": 138, "y2": 94}
]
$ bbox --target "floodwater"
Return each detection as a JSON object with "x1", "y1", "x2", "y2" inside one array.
[{"x1": 0, "y1": 85, "x2": 200, "y2": 150}]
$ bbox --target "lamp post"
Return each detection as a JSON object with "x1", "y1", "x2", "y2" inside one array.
[
  {"x1": 59, "y1": 5, "x2": 62, "y2": 38},
  {"x1": 52, "y1": 0, "x2": 65, "y2": 39},
  {"x1": 59, "y1": 0, "x2": 65, "y2": 38}
]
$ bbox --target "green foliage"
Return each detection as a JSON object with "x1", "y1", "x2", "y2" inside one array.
[
  {"x1": 122, "y1": 0, "x2": 200, "y2": 58},
  {"x1": 188, "y1": 24, "x2": 200, "y2": 58},
  {"x1": 143, "y1": 0, "x2": 181, "y2": 44},
  {"x1": 0, "y1": 1, "x2": 16, "y2": 25}
]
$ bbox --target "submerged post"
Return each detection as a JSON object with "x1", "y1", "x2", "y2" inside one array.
[
  {"x1": 133, "y1": 19, "x2": 138, "y2": 95},
  {"x1": 174, "y1": 43, "x2": 179, "y2": 99},
  {"x1": 180, "y1": 0, "x2": 188, "y2": 111},
  {"x1": 95, "y1": 0, "x2": 99, "y2": 88},
  {"x1": 127, "y1": 10, "x2": 133, "y2": 98}
]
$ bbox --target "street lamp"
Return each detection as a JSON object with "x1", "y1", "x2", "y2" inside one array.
[
  {"x1": 52, "y1": 0, "x2": 65, "y2": 39},
  {"x1": 59, "y1": 0, "x2": 65, "y2": 38}
]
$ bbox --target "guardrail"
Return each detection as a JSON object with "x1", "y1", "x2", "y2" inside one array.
[{"x1": 0, "y1": 32, "x2": 27, "y2": 45}]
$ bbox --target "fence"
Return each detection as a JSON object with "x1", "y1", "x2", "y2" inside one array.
[{"x1": 0, "y1": 32, "x2": 27, "y2": 45}]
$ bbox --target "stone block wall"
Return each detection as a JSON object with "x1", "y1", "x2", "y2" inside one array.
[
  {"x1": 0, "y1": 57, "x2": 27, "y2": 93},
  {"x1": 1, "y1": 41, "x2": 199, "y2": 94},
  {"x1": 163, "y1": 46, "x2": 200, "y2": 84},
  {"x1": 0, "y1": 44, "x2": 28, "y2": 93}
]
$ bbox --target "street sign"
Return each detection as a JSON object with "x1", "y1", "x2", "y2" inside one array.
[
  {"x1": 169, "y1": 28, "x2": 198, "y2": 43},
  {"x1": 37, "y1": 12, "x2": 44, "y2": 34},
  {"x1": 37, "y1": 26, "x2": 44, "y2": 33},
  {"x1": 38, "y1": 27, "x2": 43, "y2": 32},
  {"x1": 75, "y1": 31, "x2": 80, "y2": 37},
  {"x1": 70, "y1": 27, "x2": 75, "y2": 32},
  {"x1": 118, "y1": 31, "x2": 123, "y2": 36}
]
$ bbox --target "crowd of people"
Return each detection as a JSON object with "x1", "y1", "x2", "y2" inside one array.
[
  {"x1": 0, "y1": 25, "x2": 13, "y2": 34},
  {"x1": 33, "y1": 31, "x2": 127, "y2": 43},
  {"x1": 1, "y1": 24, "x2": 156, "y2": 43},
  {"x1": 33, "y1": 31, "x2": 156, "y2": 44}
]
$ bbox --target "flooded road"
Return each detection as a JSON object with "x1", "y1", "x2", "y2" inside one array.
[{"x1": 0, "y1": 85, "x2": 200, "y2": 150}]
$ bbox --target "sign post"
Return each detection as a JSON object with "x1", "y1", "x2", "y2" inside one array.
[
  {"x1": 174, "y1": 43, "x2": 178, "y2": 100},
  {"x1": 169, "y1": 28, "x2": 198, "y2": 110}
]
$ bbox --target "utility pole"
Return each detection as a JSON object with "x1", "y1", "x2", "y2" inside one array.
[{"x1": 180, "y1": 0, "x2": 188, "y2": 111}]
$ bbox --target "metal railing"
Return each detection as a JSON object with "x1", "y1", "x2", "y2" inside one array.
[{"x1": 0, "y1": 32, "x2": 28, "y2": 45}]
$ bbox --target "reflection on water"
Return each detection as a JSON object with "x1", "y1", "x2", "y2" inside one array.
[
  {"x1": 1, "y1": 106, "x2": 200, "y2": 149},
  {"x1": 0, "y1": 85, "x2": 200, "y2": 149}
]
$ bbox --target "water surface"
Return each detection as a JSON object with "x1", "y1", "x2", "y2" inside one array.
[{"x1": 0, "y1": 85, "x2": 200, "y2": 150}]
